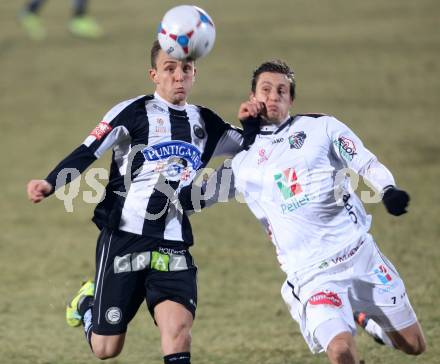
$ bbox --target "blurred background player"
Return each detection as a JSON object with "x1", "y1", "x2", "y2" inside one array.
[
  {"x1": 19, "y1": 0, "x2": 103, "y2": 40},
  {"x1": 187, "y1": 60, "x2": 426, "y2": 364}
]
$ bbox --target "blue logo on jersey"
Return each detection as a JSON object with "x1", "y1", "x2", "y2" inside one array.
[{"x1": 142, "y1": 141, "x2": 202, "y2": 170}]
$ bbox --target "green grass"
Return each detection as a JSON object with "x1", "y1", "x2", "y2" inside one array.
[{"x1": 1, "y1": 0, "x2": 439, "y2": 363}]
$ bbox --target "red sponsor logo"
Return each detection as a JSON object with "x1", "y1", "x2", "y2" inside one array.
[
  {"x1": 309, "y1": 291, "x2": 342, "y2": 307},
  {"x1": 90, "y1": 121, "x2": 112, "y2": 140}
]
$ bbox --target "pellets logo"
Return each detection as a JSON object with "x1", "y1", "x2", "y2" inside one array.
[
  {"x1": 274, "y1": 168, "x2": 303, "y2": 200},
  {"x1": 105, "y1": 307, "x2": 122, "y2": 324},
  {"x1": 309, "y1": 291, "x2": 342, "y2": 307},
  {"x1": 374, "y1": 265, "x2": 393, "y2": 284},
  {"x1": 288, "y1": 131, "x2": 307, "y2": 149},
  {"x1": 90, "y1": 121, "x2": 112, "y2": 140},
  {"x1": 334, "y1": 136, "x2": 357, "y2": 161}
]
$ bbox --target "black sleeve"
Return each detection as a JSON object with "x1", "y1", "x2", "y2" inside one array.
[
  {"x1": 199, "y1": 106, "x2": 243, "y2": 166},
  {"x1": 178, "y1": 160, "x2": 235, "y2": 212},
  {"x1": 45, "y1": 145, "x2": 97, "y2": 195},
  {"x1": 240, "y1": 117, "x2": 261, "y2": 150}
]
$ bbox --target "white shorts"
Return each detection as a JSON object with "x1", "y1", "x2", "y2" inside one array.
[{"x1": 281, "y1": 234, "x2": 418, "y2": 353}]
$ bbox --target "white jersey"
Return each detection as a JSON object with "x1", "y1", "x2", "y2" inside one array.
[{"x1": 230, "y1": 114, "x2": 394, "y2": 275}]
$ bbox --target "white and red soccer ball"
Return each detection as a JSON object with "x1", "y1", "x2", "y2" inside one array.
[{"x1": 157, "y1": 5, "x2": 216, "y2": 60}]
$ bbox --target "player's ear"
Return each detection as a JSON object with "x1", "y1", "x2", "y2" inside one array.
[
  {"x1": 149, "y1": 68, "x2": 158, "y2": 84},
  {"x1": 192, "y1": 66, "x2": 197, "y2": 83}
]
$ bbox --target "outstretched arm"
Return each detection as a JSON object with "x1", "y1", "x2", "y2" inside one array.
[
  {"x1": 179, "y1": 159, "x2": 236, "y2": 213},
  {"x1": 27, "y1": 179, "x2": 53, "y2": 203}
]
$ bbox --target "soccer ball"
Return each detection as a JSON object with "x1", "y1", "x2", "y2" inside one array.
[{"x1": 157, "y1": 5, "x2": 216, "y2": 60}]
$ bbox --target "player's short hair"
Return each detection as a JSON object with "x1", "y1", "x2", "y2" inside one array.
[
  {"x1": 150, "y1": 40, "x2": 196, "y2": 69},
  {"x1": 150, "y1": 40, "x2": 162, "y2": 69},
  {"x1": 251, "y1": 60, "x2": 296, "y2": 100}
]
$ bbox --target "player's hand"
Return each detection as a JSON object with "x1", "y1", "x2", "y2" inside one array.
[
  {"x1": 382, "y1": 186, "x2": 410, "y2": 216},
  {"x1": 238, "y1": 100, "x2": 266, "y2": 121},
  {"x1": 27, "y1": 179, "x2": 53, "y2": 203}
]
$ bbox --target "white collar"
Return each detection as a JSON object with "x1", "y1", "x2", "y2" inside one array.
[
  {"x1": 260, "y1": 115, "x2": 292, "y2": 134},
  {"x1": 154, "y1": 92, "x2": 188, "y2": 111}
]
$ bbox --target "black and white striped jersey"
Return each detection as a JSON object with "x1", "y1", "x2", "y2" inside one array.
[{"x1": 45, "y1": 92, "x2": 243, "y2": 245}]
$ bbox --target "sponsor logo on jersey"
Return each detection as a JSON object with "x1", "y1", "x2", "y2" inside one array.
[
  {"x1": 288, "y1": 131, "x2": 307, "y2": 149},
  {"x1": 272, "y1": 137, "x2": 284, "y2": 145},
  {"x1": 374, "y1": 265, "x2": 393, "y2": 284},
  {"x1": 152, "y1": 103, "x2": 167, "y2": 113},
  {"x1": 142, "y1": 141, "x2": 202, "y2": 181},
  {"x1": 274, "y1": 168, "x2": 303, "y2": 199},
  {"x1": 343, "y1": 193, "x2": 358, "y2": 224},
  {"x1": 105, "y1": 307, "x2": 122, "y2": 324},
  {"x1": 309, "y1": 291, "x2": 342, "y2": 308},
  {"x1": 257, "y1": 148, "x2": 269, "y2": 165},
  {"x1": 193, "y1": 124, "x2": 205, "y2": 139},
  {"x1": 90, "y1": 121, "x2": 112, "y2": 140},
  {"x1": 274, "y1": 168, "x2": 311, "y2": 213},
  {"x1": 319, "y1": 240, "x2": 364, "y2": 268},
  {"x1": 333, "y1": 136, "x2": 357, "y2": 161},
  {"x1": 155, "y1": 118, "x2": 167, "y2": 133}
]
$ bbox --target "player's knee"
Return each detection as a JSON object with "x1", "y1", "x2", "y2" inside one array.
[
  {"x1": 166, "y1": 321, "x2": 192, "y2": 349},
  {"x1": 327, "y1": 335, "x2": 356, "y2": 364},
  {"x1": 92, "y1": 342, "x2": 123, "y2": 360}
]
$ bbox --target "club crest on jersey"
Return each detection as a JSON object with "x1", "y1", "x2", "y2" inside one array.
[
  {"x1": 193, "y1": 124, "x2": 205, "y2": 139},
  {"x1": 142, "y1": 141, "x2": 202, "y2": 181},
  {"x1": 90, "y1": 121, "x2": 112, "y2": 140},
  {"x1": 288, "y1": 131, "x2": 307, "y2": 149}
]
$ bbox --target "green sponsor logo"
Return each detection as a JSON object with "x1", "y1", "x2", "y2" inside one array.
[
  {"x1": 274, "y1": 168, "x2": 303, "y2": 200},
  {"x1": 151, "y1": 251, "x2": 169, "y2": 271}
]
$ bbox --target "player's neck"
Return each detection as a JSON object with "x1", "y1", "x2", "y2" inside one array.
[{"x1": 154, "y1": 91, "x2": 188, "y2": 110}]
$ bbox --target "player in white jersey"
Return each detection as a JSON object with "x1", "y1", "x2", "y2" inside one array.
[
  {"x1": 189, "y1": 60, "x2": 426, "y2": 364},
  {"x1": 26, "y1": 41, "x2": 243, "y2": 364}
]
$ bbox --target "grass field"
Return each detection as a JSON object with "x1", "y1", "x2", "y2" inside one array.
[{"x1": 1, "y1": 0, "x2": 439, "y2": 363}]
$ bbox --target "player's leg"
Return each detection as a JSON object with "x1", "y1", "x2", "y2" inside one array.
[
  {"x1": 74, "y1": 228, "x2": 145, "y2": 359},
  {"x1": 324, "y1": 330, "x2": 358, "y2": 364},
  {"x1": 155, "y1": 300, "x2": 193, "y2": 359},
  {"x1": 351, "y1": 234, "x2": 426, "y2": 356},
  {"x1": 386, "y1": 321, "x2": 426, "y2": 355},
  {"x1": 71, "y1": 0, "x2": 87, "y2": 17},
  {"x1": 23, "y1": 0, "x2": 47, "y2": 14},
  {"x1": 68, "y1": 0, "x2": 103, "y2": 38},
  {"x1": 145, "y1": 249, "x2": 198, "y2": 364},
  {"x1": 281, "y1": 280, "x2": 359, "y2": 363},
  {"x1": 19, "y1": 0, "x2": 47, "y2": 40}
]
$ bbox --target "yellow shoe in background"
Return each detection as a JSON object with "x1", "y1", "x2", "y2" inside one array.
[{"x1": 69, "y1": 16, "x2": 103, "y2": 39}]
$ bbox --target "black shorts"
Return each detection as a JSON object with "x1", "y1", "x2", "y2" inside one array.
[{"x1": 91, "y1": 228, "x2": 197, "y2": 335}]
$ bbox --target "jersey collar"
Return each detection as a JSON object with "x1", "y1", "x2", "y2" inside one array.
[
  {"x1": 260, "y1": 115, "x2": 293, "y2": 135},
  {"x1": 154, "y1": 92, "x2": 188, "y2": 111}
]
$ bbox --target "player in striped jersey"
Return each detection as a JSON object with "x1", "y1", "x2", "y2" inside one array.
[{"x1": 26, "y1": 41, "x2": 244, "y2": 364}]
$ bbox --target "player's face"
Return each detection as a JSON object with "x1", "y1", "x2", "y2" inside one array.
[
  {"x1": 149, "y1": 50, "x2": 196, "y2": 106},
  {"x1": 252, "y1": 72, "x2": 293, "y2": 124}
]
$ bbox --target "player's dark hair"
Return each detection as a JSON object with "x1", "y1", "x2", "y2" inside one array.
[
  {"x1": 251, "y1": 60, "x2": 296, "y2": 100},
  {"x1": 150, "y1": 40, "x2": 162, "y2": 69}
]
